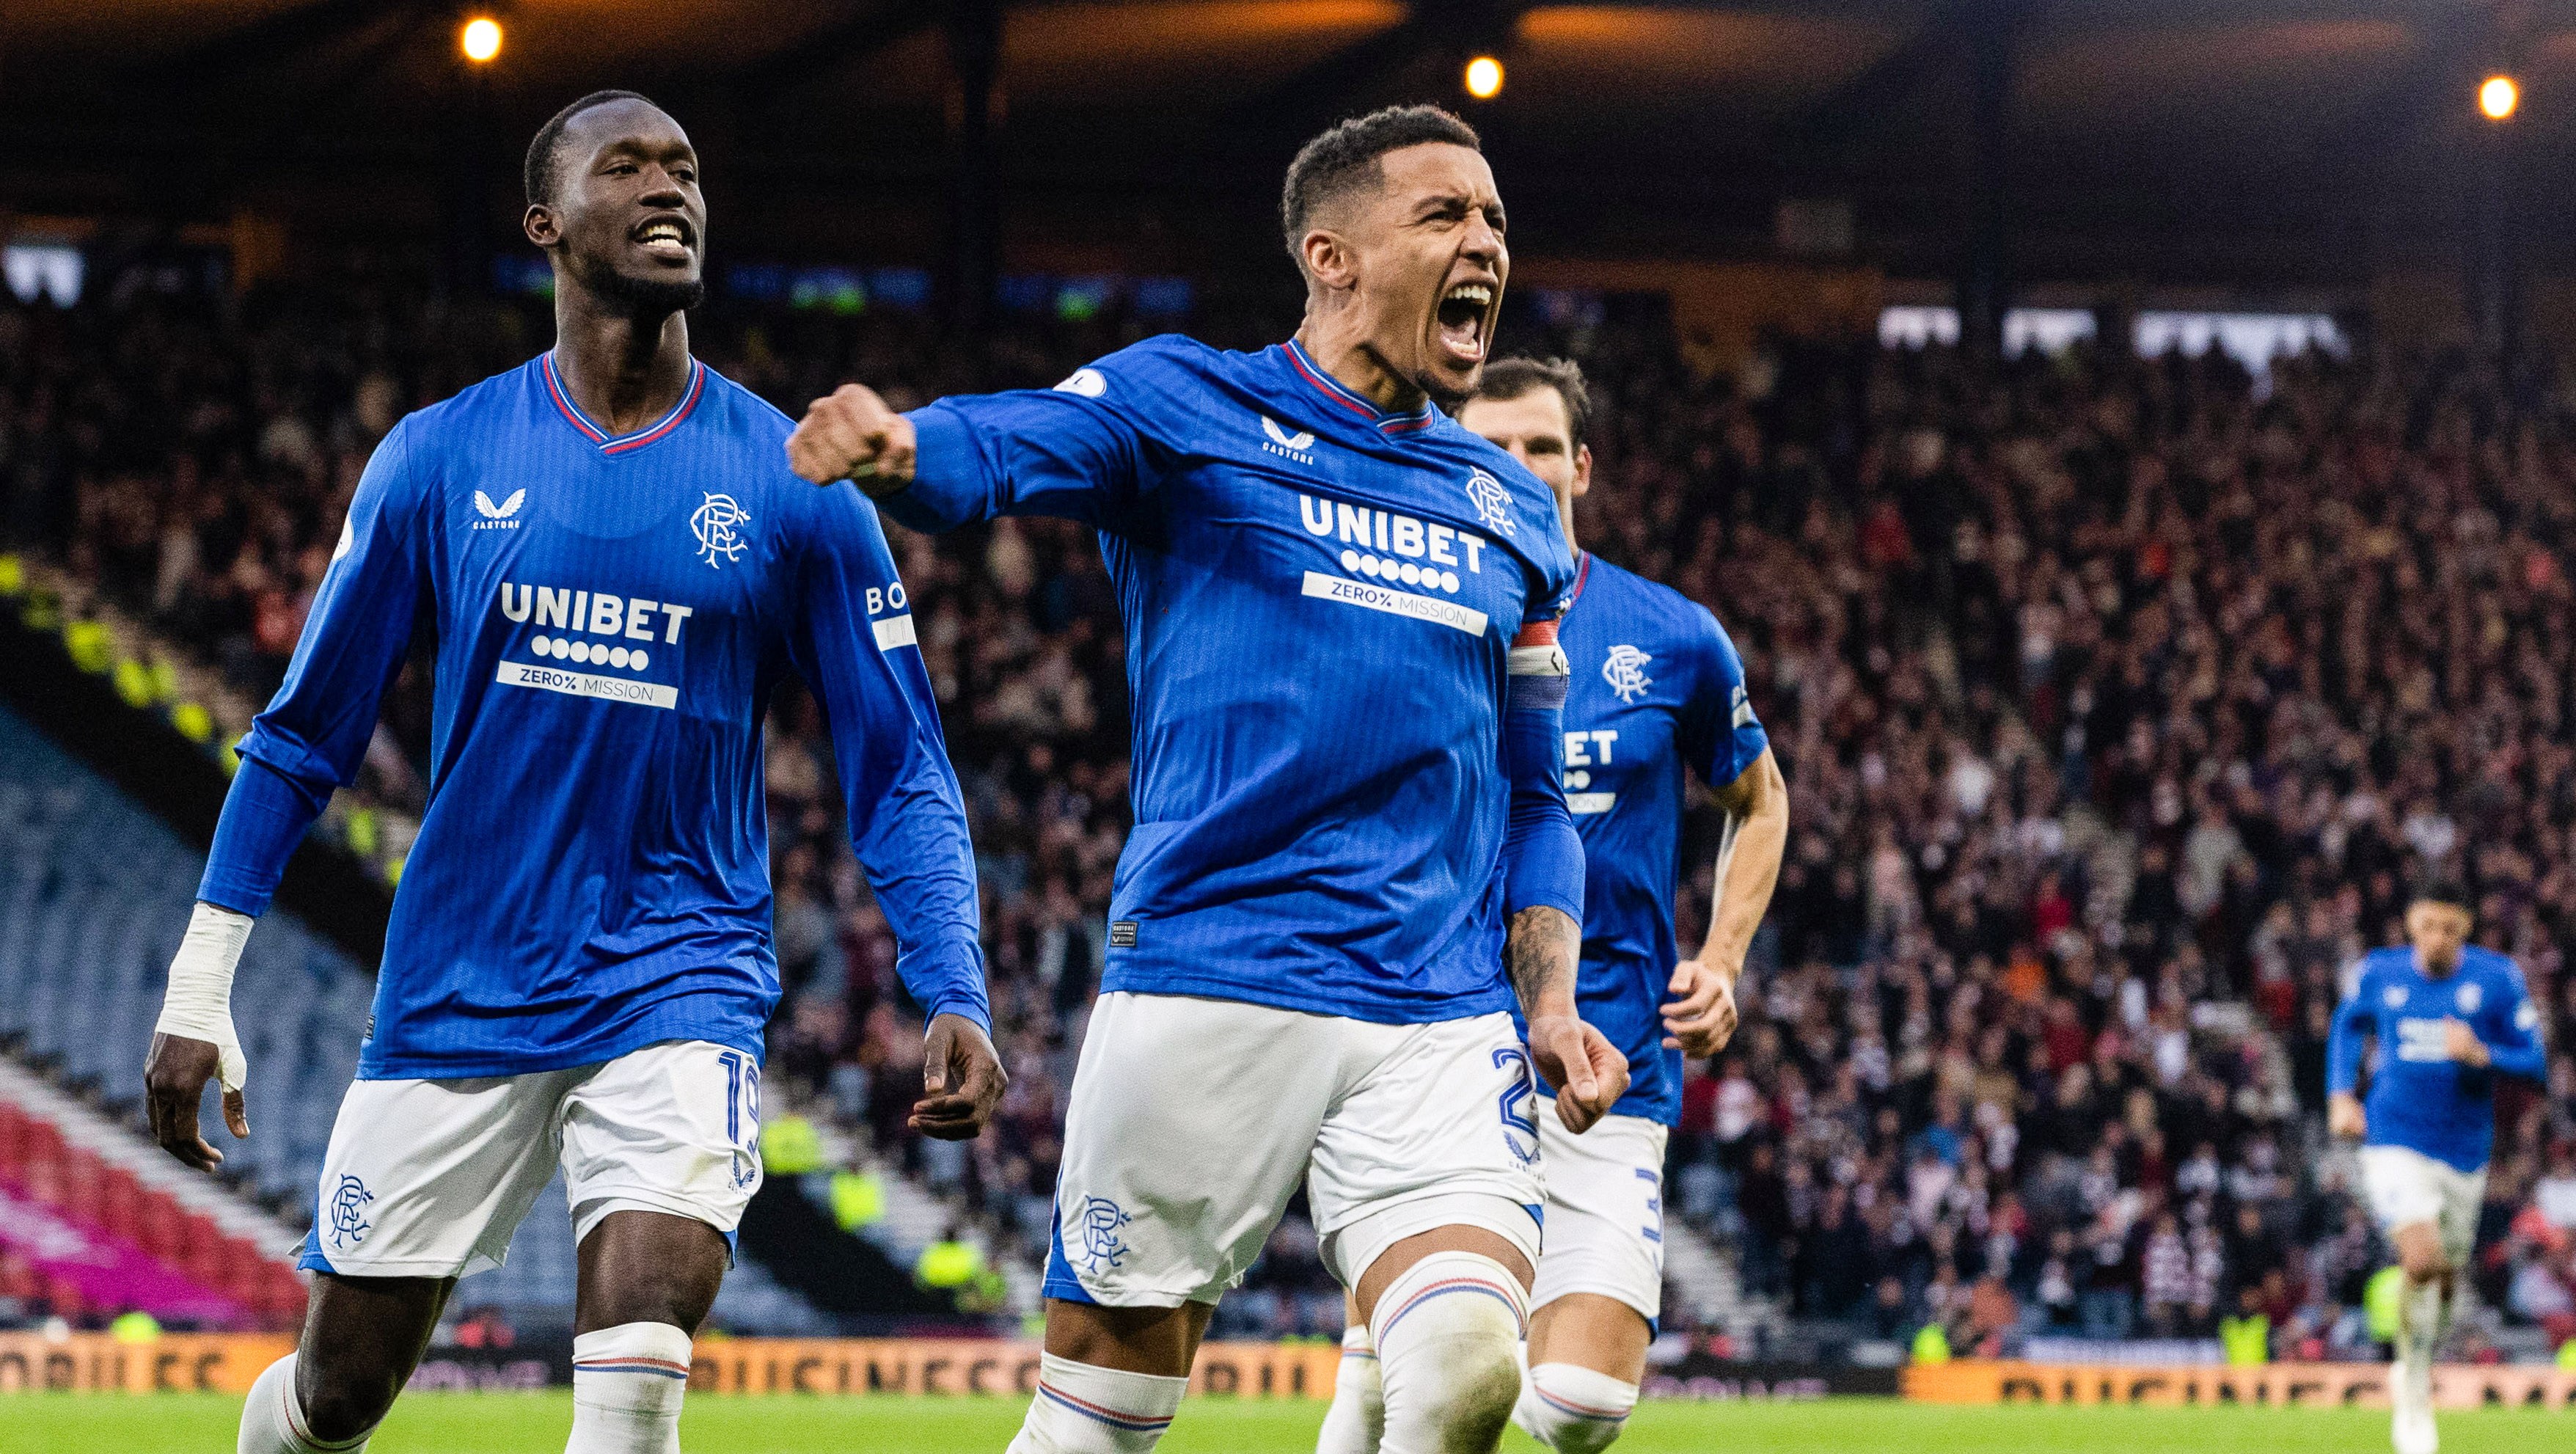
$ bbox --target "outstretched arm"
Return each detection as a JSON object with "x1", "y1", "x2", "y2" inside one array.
[
  {"x1": 149, "y1": 420, "x2": 427, "y2": 1171},
  {"x1": 786, "y1": 370, "x2": 1149, "y2": 533}
]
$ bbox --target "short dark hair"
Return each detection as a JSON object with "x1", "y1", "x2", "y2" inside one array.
[
  {"x1": 2412, "y1": 878, "x2": 2473, "y2": 912},
  {"x1": 1471, "y1": 357, "x2": 1592, "y2": 453},
  {"x1": 1280, "y1": 105, "x2": 1481, "y2": 271},
  {"x1": 525, "y1": 89, "x2": 660, "y2": 207}
]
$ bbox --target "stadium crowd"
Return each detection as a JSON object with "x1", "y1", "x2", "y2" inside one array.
[{"x1": 4, "y1": 267, "x2": 2576, "y2": 1356}]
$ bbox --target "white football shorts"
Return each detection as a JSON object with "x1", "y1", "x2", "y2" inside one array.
[
  {"x1": 1044, "y1": 992, "x2": 1545, "y2": 1307},
  {"x1": 2357, "y1": 1144, "x2": 2486, "y2": 1268},
  {"x1": 1530, "y1": 1100, "x2": 1667, "y2": 1323},
  {"x1": 299, "y1": 1040, "x2": 763, "y2": 1278}
]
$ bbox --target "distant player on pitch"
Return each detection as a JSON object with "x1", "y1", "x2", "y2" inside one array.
[
  {"x1": 788, "y1": 106, "x2": 1628, "y2": 1454},
  {"x1": 143, "y1": 92, "x2": 1000, "y2": 1454},
  {"x1": 2327, "y1": 880, "x2": 2545, "y2": 1454},
  {"x1": 1317, "y1": 358, "x2": 1787, "y2": 1453}
]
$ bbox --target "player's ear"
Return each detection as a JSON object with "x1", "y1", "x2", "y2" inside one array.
[
  {"x1": 1300, "y1": 227, "x2": 1357, "y2": 293},
  {"x1": 524, "y1": 203, "x2": 559, "y2": 249},
  {"x1": 1573, "y1": 444, "x2": 1592, "y2": 500}
]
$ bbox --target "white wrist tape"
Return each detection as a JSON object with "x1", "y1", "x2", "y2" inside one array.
[{"x1": 155, "y1": 902, "x2": 254, "y2": 1091}]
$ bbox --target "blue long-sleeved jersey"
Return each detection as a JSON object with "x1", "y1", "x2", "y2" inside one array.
[
  {"x1": 2328, "y1": 944, "x2": 2546, "y2": 1172},
  {"x1": 200, "y1": 352, "x2": 988, "y2": 1078},
  {"x1": 888, "y1": 335, "x2": 1580, "y2": 1024},
  {"x1": 1532, "y1": 553, "x2": 1768, "y2": 1124}
]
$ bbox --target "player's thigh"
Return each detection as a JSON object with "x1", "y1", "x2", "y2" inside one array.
[
  {"x1": 556, "y1": 1040, "x2": 766, "y2": 1253},
  {"x1": 300, "y1": 1069, "x2": 577, "y2": 1280},
  {"x1": 1309, "y1": 1011, "x2": 1545, "y2": 1298},
  {"x1": 1529, "y1": 1105, "x2": 1666, "y2": 1367},
  {"x1": 1048, "y1": 993, "x2": 1342, "y2": 1310}
]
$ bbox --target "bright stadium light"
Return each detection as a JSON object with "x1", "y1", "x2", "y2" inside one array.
[
  {"x1": 2480, "y1": 74, "x2": 2518, "y2": 122},
  {"x1": 1464, "y1": 55, "x2": 1504, "y2": 101},
  {"x1": 461, "y1": 16, "x2": 504, "y2": 64}
]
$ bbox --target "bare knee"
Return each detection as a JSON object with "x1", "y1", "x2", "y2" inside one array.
[
  {"x1": 295, "y1": 1337, "x2": 412, "y2": 1442},
  {"x1": 296, "y1": 1368, "x2": 398, "y2": 1445},
  {"x1": 576, "y1": 1210, "x2": 728, "y2": 1334},
  {"x1": 2398, "y1": 1246, "x2": 2450, "y2": 1286},
  {"x1": 1042, "y1": 1298, "x2": 1210, "y2": 1378},
  {"x1": 295, "y1": 1273, "x2": 449, "y2": 1441}
]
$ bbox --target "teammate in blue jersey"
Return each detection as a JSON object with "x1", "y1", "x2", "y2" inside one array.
[
  {"x1": 788, "y1": 107, "x2": 1628, "y2": 1454},
  {"x1": 1318, "y1": 359, "x2": 1788, "y2": 1454},
  {"x1": 2327, "y1": 882, "x2": 2545, "y2": 1454},
  {"x1": 142, "y1": 93, "x2": 1000, "y2": 1454}
]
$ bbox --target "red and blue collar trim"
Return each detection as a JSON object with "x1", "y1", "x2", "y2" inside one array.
[
  {"x1": 1282, "y1": 340, "x2": 1440, "y2": 434},
  {"x1": 1565, "y1": 550, "x2": 1593, "y2": 610},
  {"x1": 541, "y1": 351, "x2": 706, "y2": 455}
]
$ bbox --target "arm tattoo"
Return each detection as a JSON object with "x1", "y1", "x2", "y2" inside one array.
[{"x1": 1506, "y1": 905, "x2": 1579, "y2": 1014}]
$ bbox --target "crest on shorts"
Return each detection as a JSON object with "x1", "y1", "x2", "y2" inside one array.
[
  {"x1": 2455, "y1": 982, "x2": 2483, "y2": 1015},
  {"x1": 1071, "y1": 1196, "x2": 1133, "y2": 1274},
  {"x1": 327, "y1": 1174, "x2": 375, "y2": 1250}
]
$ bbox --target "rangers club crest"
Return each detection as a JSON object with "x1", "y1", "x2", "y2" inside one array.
[
  {"x1": 1072, "y1": 1196, "x2": 1133, "y2": 1274},
  {"x1": 327, "y1": 1174, "x2": 375, "y2": 1250},
  {"x1": 1603, "y1": 645, "x2": 1653, "y2": 703},
  {"x1": 691, "y1": 492, "x2": 751, "y2": 569},
  {"x1": 1463, "y1": 468, "x2": 1517, "y2": 536}
]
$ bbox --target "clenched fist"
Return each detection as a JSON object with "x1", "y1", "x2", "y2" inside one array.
[{"x1": 786, "y1": 383, "x2": 917, "y2": 492}]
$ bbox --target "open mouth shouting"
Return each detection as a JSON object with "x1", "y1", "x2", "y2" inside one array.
[{"x1": 1436, "y1": 280, "x2": 1496, "y2": 368}]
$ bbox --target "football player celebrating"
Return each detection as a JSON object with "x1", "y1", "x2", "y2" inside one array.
[
  {"x1": 788, "y1": 106, "x2": 1628, "y2": 1454},
  {"x1": 147, "y1": 92, "x2": 998, "y2": 1454}
]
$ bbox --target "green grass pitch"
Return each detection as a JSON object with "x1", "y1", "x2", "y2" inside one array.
[{"x1": 3, "y1": 1393, "x2": 2565, "y2": 1453}]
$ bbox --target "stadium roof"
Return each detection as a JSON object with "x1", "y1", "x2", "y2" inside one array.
[{"x1": 3, "y1": 1, "x2": 2570, "y2": 286}]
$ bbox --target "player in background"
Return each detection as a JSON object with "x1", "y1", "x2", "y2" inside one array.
[
  {"x1": 788, "y1": 106, "x2": 1628, "y2": 1454},
  {"x1": 1316, "y1": 359, "x2": 1788, "y2": 1454},
  {"x1": 142, "y1": 93, "x2": 1002, "y2": 1454},
  {"x1": 2328, "y1": 881, "x2": 2546, "y2": 1454}
]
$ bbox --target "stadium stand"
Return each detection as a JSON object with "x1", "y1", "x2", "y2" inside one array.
[
  {"x1": 5, "y1": 274, "x2": 2576, "y2": 1363},
  {"x1": 0, "y1": 700, "x2": 833, "y2": 1333}
]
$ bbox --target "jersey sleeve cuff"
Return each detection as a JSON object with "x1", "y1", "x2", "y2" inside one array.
[
  {"x1": 886, "y1": 407, "x2": 984, "y2": 534},
  {"x1": 195, "y1": 755, "x2": 332, "y2": 917},
  {"x1": 897, "y1": 934, "x2": 991, "y2": 1036}
]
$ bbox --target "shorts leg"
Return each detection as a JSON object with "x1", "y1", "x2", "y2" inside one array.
[
  {"x1": 557, "y1": 1041, "x2": 766, "y2": 1252},
  {"x1": 2359, "y1": 1147, "x2": 2445, "y2": 1235},
  {"x1": 1045, "y1": 993, "x2": 1342, "y2": 1307},
  {"x1": 299, "y1": 1069, "x2": 578, "y2": 1278},
  {"x1": 1309, "y1": 1012, "x2": 1545, "y2": 1290},
  {"x1": 1529, "y1": 1105, "x2": 1668, "y2": 1323}
]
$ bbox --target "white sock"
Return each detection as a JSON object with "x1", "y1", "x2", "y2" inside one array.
[
  {"x1": 1369, "y1": 1252, "x2": 1529, "y2": 1454},
  {"x1": 2390, "y1": 1276, "x2": 2444, "y2": 1444},
  {"x1": 567, "y1": 1322, "x2": 693, "y2": 1454},
  {"x1": 1314, "y1": 1323, "x2": 1384, "y2": 1454},
  {"x1": 1513, "y1": 1361, "x2": 1639, "y2": 1453},
  {"x1": 1009, "y1": 1351, "x2": 1186, "y2": 1453},
  {"x1": 238, "y1": 1354, "x2": 371, "y2": 1454}
]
